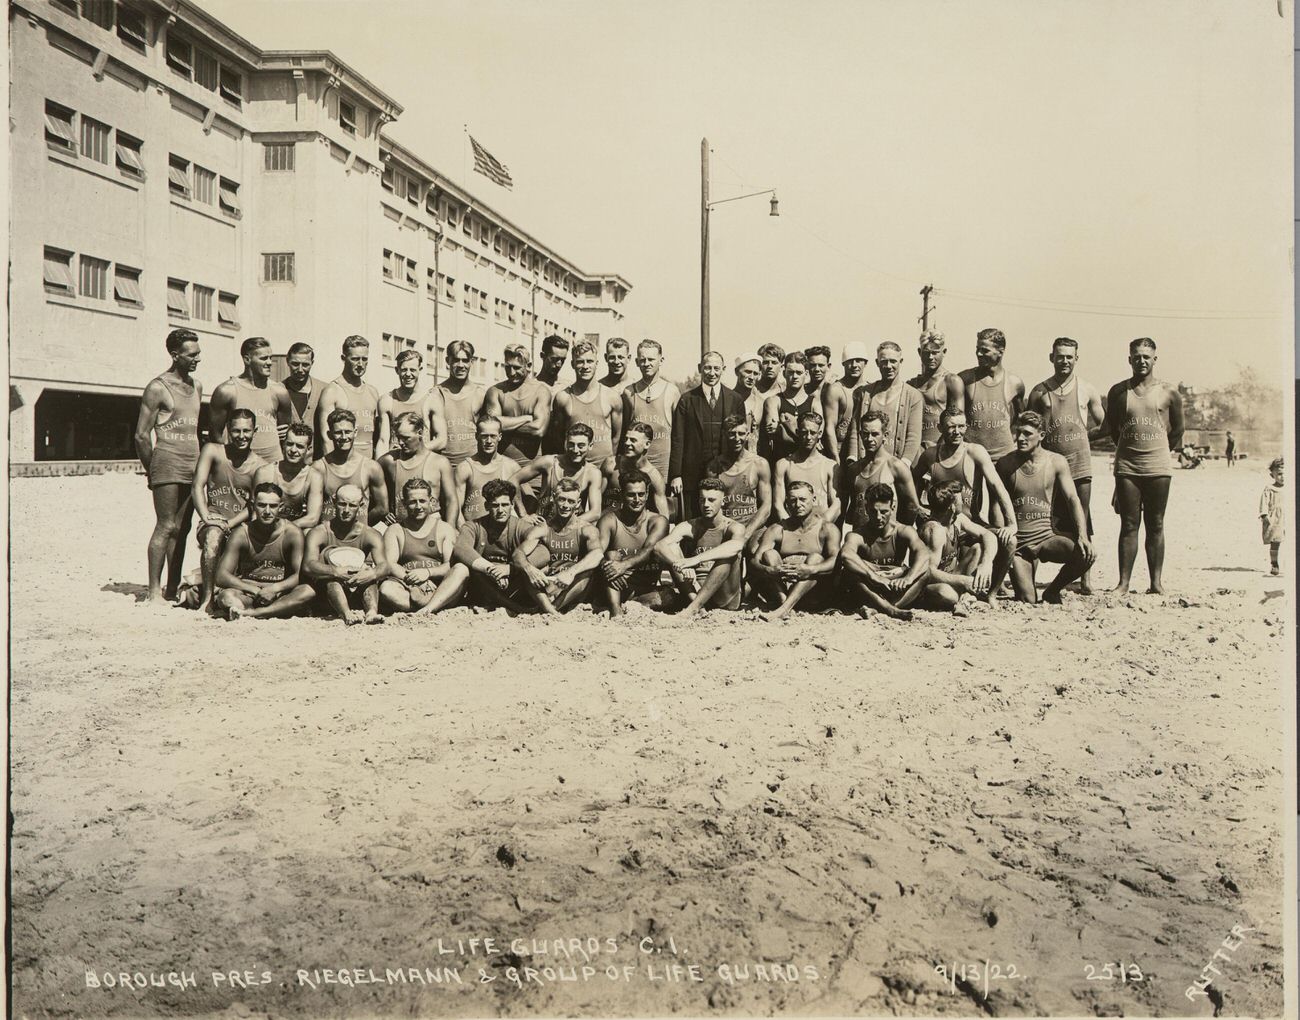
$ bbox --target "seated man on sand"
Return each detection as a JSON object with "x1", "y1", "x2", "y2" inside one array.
[
  {"x1": 748, "y1": 480, "x2": 841, "y2": 621},
  {"x1": 378, "y1": 478, "x2": 468, "y2": 615},
  {"x1": 512, "y1": 477, "x2": 604, "y2": 616},
  {"x1": 654, "y1": 477, "x2": 747, "y2": 620},
  {"x1": 839, "y1": 481, "x2": 931, "y2": 622},
  {"x1": 918, "y1": 478, "x2": 999, "y2": 615},
  {"x1": 594, "y1": 469, "x2": 672, "y2": 617},
  {"x1": 302, "y1": 483, "x2": 388, "y2": 625},
  {"x1": 212, "y1": 482, "x2": 316, "y2": 620}
]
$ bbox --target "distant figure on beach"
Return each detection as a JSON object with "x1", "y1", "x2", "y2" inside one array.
[
  {"x1": 1260, "y1": 457, "x2": 1285, "y2": 576},
  {"x1": 1106, "y1": 338, "x2": 1184, "y2": 595},
  {"x1": 1225, "y1": 430, "x2": 1236, "y2": 467}
]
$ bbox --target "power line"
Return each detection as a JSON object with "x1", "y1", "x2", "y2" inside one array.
[{"x1": 938, "y1": 289, "x2": 1281, "y2": 320}]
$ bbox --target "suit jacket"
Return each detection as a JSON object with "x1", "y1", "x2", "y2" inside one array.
[
  {"x1": 669, "y1": 383, "x2": 746, "y2": 485},
  {"x1": 846, "y1": 381, "x2": 925, "y2": 466}
]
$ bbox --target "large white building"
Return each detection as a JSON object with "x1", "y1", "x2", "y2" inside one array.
[{"x1": 9, "y1": 0, "x2": 631, "y2": 461}]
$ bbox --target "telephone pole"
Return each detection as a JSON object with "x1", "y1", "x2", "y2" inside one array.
[{"x1": 918, "y1": 284, "x2": 934, "y2": 333}]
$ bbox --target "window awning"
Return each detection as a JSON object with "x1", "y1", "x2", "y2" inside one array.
[
  {"x1": 43, "y1": 256, "x2": 74, "y2": 290},
  {"x1": 166, "y1": 284, "x2": 189, "y2": 316},
  {"x1": 218, "y1": 293, "x2": 238, "y2": 327},
  {"x1": 45, "y1": 113, "x2": 75, "y2": 146},
  {"x1": 168, "y1": 165, "x2": 190, "y2": 191},
  {"x1": 116, "y1": 143, "x2": 144, "y2": 175},
  {"x1": 218, "y1": 180, "x2": 240, "y2": 214},
  {"x1": 115, "y1": 273, "x2": 143, "y2": 304}
]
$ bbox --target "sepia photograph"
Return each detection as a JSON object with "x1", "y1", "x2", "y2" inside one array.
[{"x1": 6, "y1": 0, "x2": 1297, "y2": 1016}]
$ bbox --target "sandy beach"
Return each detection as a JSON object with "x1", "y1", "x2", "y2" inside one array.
[{"x1": 8, "y1": 458, "x2": 1290, "y2": 1018}]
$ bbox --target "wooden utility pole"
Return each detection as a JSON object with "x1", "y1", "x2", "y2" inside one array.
[
  {"x1": 700, "y1": 137, "x2": 710, "y2": 361},
  {"x1": 919, "y1": 284, "x2": 934, "y2": 332}
]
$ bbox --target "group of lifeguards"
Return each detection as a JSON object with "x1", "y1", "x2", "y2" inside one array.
[{"x1": 135, "y1": 326, "x2": 1183, "y2": 623}]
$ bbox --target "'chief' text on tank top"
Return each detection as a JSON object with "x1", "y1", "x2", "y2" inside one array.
[{"x1": 544, "y1": 522, "x2": 583, "y2": 574}]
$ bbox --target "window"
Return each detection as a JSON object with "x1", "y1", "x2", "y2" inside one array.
[
  {"x1": 427, "y1": 268, "x2": 437, "y2": 296},
  {"x1": 192, "y1": 284, "x2": 213, "y2": 321},
  {"x1": 168, "y1": 154, "x2": 190, "y2": 197},
  {"x1": 167, "y1": 278, "x2": 190, "y2": 318},
  {"x1": 406, "y1": 180, "x2": 419, "y2": 207},
  {"x1": 447, "y1": 205, "x2": 459, "y2": 228},
  {"x1": 218, "y1": 292, "x2": 239, "y2": 329},
  {"x1": 166, "y1": 35, "x2": 193, "y2": 78},
  {"x1": 493, "y1": 298, "x2": 502, "y2": 321},
  {"x1": 78, "y1": 254, "x2": 109, "y2": 299},
  {"x1": 393, "y1": 173, "x2": 408, "y2": 201},
  {"x1": 493, "y1": 234, "x2": 503, "y2": 255},
  {"x1": 443, "y1": 275, "x2": 455, "y2": 302},
  {"x1": 83, "y1": 0, "x2": 114, "y2": 30},
  {"x1": 51, "y1": 0, "x2": 78, "y2": 14},
  {"x1": 381, "y1": 165, "x2": 394, "y2": 192},
  {"x1": 262, "y1": 253, "x2": 295, "y2": 283},
  {"x1": 339, "y1": 99, "x2": 356, "y2": 136},
  {"x1": 218, "y1": 178, "x2": 240, "y2": 218},
  {"x1": 219, "y1": 66, "x2": 242, "y2": 107},
  {"x1": 193, "y1": 165, "x2": 216, "y2": 205},
  {"x1": 462, "y1": 214, "x2": 472, "y2": 237},
  {"x1": 115, "y1": 132, "x2": 143, "y2": 179},
  {"x1": 43, "y1": 247, "x2": 74, "y2": 297},
  {"x1": 79, "y1": 116, "x2": 110, "y2": 164},
  {"x1": 263, "y1": 142, "x2": 294, "y2": 172},
  {"x1": 463, "y1": 283, "x2": 472, "y2": 308},
  {"x1": 114, "y1": 265, "x2": 143, "y2": 308},
  {"x1": 116, "y1": 6, "x2": 146, "y2": 52},
  {"x1": 44, "y1": 101, "x2": 76, "y2": 153},
  {"x1": 508, "y1": 304, "x2": 516, "y2": 326},
  {"x1": 404, "y1": 258, "x2": 417, "y2": 287},
  {"x1": 382, "y1": 249, "x2": 394, "y2": 279},
  {"x1": 195, "y1": 49, "x2": 219, "y2": 91},
  {"x1": 478, "y1": 290, "x2": 488, "y2": 314}
]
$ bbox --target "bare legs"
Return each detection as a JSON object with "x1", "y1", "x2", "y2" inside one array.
[
  {"x1": 147, "y1": 484, "x2": 193, "y2": 602},
  {"x1": 319, "y1": 579, "x2": 383, "y2": 625},
  {"x1": 1114, "y1": 475, "x2": 1170, "y2": 594},
  {"x1": 215, "y1": 584, "x2": 316, "y2": 620}
]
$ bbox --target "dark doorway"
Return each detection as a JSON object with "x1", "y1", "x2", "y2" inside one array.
[{"x1": 33, "y1": 390, "x2": 139, "y2": 460}]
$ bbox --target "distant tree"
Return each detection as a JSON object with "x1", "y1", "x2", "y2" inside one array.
[
  {"x1": 679, "y1": 371, "x2": 701, "y2": 391},
  {"x1": 1219, "y1": 366, "x2": 1281, "y2": 432}
]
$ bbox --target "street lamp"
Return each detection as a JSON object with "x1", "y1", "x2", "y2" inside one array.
[{"x1": 700, "y1": 136, "x2": 779, "y2": 361}]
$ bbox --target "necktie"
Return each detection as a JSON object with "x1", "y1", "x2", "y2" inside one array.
[{"x1": 707, "y1": 386, "x2": 716, "y2": 409}]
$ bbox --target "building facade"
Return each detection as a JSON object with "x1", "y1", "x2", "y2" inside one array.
[{"x1": 9, "y1": 0, "x2": 631, "y2": 461}]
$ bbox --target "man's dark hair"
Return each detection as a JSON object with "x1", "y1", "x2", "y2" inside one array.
[
  {"x1": 166, "y1": 328, "x2": 199, "y2": 356},
  {"x1": 482, "y1": 479, "x2": 517, "y2": 503},
  {"x1": 287, "y1": 341, "x2": 315, "y2": 359},
  {"x1": 252, "y1": 482, "x2": 284, "y2": 500},
  {"x1": 863, "y1": 482, "x2": 896, "y2": 506}
]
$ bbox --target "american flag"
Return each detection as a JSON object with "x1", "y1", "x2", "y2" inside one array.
[{"x1": 469, "y1": 135, "x2": 513, "y2": 190}]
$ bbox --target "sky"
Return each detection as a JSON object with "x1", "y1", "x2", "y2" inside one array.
[{"x1": 205, "y1": 0, "x2": 1293, "y2": 391}]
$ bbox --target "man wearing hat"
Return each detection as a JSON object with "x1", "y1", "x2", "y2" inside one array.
[
  {"x1": 823, "y1": 341, "x2": 872, "y2": 463},
  {"x1": 909, "y1": 330, "x2": 964, "y2": 451},
  {"x1": 733, "y1": 352, "x2": 765, "y2": 453}
]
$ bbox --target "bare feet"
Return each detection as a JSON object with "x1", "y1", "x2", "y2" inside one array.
[
  {"x1": 1146, "y1": 583, "x2": 1164, "y2": 595},
  {"x1": 1042, "y1": 587, "x2": 1063, "y2": 605},
  {"x1": 345, "y1": 610, "x2": 365, "y2": 626},
  {"x1": 887, "y1": 607, "x2": 914, "y2": 622},
  {"x1": 1112, "y1": 582, "x2": 1130, "y2": 596},
  {"x1": 364, "y1": 612, "x2": 385, "y2": 625},
  {"x1": 854, "y1": 605, "x2": 874, "y2": 621},
  {"x1": 227, "y1": 605, "x2": 244, "y2": 621}
]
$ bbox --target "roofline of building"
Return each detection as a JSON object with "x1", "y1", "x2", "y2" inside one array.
[
  {"x1": 259, "y1": 50, "x2": 404, "y2": 121},
  {"x1": 380, "y1": 135, "x2": 632, "y2": 294}
]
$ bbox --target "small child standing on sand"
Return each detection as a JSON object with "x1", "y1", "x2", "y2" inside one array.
[{"x1": 1259, "y1": 457, "x2": 1284, "y2": 576}]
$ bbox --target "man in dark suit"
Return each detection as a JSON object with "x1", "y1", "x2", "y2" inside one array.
[{"x1": 669, "y1": 351, "x2": 746, "y2": 519}]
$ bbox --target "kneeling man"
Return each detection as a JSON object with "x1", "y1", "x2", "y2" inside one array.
[
  {"x1": 213, "y1": 482, "x2": 315, "y2": 620},
  {"x1": 303, "y1": 483, "x2": 388, "y2": 624},
  {"x1": 749, "y1": 480, "x2": 841, "y2": 620}
]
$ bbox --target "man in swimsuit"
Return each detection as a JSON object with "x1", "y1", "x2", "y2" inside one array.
[
  {"x1": 437, "y1": 339, "x2": 488, "y2": 467},
  {"x1": 996, "y1": 411, "x2": 1095, "y2": 604},
  {"x1": 919, "y1": 477, "x2": 999, "y2": 614},
  {"x1": 732, "y1": 352, "x2": 765, "y2": 454},
  {"x1": 136, "y1": 327, "x2": 202, "y2": 603},
  {"x1": 595, "y1": 469, "x2": 672, "y2": 616},
  {"x1": 803, "y1": 345, "x2": 832, "y2": 402},
  {"x1": 512, "y1": 422, "x2": 604, "y2": 524},
  {"x1": 379, "y1": 410, "x2": 458, "y2": 526},
  {"x1": 317, "y1": 335, "x2": 382, "y2": 460},
  {"x1": 1106, "y1": 337, "x2": 1184, "y2": 595},
  {"x1": 761, "y1": 351, "x2": 816, "y2": 465},
  {"x1": 456, "y1": 414, "x2": 519, "y2": 524},
  {"x1": 485, "y1": 342, "x2": 552, "y2": 466},
  {"x1": 847, "y1": 410, "x2": 921, "y2": 527},
  {"x1": 378, "y1": 478, "x2": 469, "y2": 614},
  {"x1": 253, "y1": 422, "x2": 323, "y2": 530},
  {"x1": 621, "y1": 338, "x2": 681, "y2": 484},
  {"x1": 1028, "y1": 336, "x2": 1106, "y2": 593},
  {"x1": 536, "y1": 333, "x2": 570, "y2": 391},
  {"x1": 655, "y1": 478, "x2": 747, "y2": 619},
  {"x1": 960, "y1": 327, "x2": 1025, "y2": 467},
  {"x1": 846, "y1": 342, "x2": 925, "y2": 471},
  {"x1": 912, "y1": 407, "x2": 1018, "y2": 573},
  {"x1": 601, "y1": 421, "x2": 671, "y2": 518},
  {"x1": 552, "y1": 339, "x2": 622, "y2": 464},
  {"x1": 839, "y1": 482, "x2": 930, "y2": 621},
  {"x1": 822, "y1": 341, "x2": 871, "y2": 462},
  {"x1": 213, "y1": 482, "x2": 316, "y2": 620},
  {"x1": 775, "y1": 410, "x2": 841, "y2": 524},
  {"x1": 282, "y1": 342, "x2": 326, "y2": 459},
  {"x1": 303, "y1": 483, "x2": 388, "y2": 624},
  {"x1": 377, "y1": 348, "x2": 447, "y2": 455},
  {"x1": 755, "y1": 343, "x2": 786, "y2": 403},
  {"x1": 909, "y1": 329, "x2": 964, "y2": 451},
  {"x1": 513, "y1": 477, "x2": 604, "y2": 615},
  {"x1": 749, "y1": 480, "x2": 842, "y2": 621},
  {"x1": 599, "y1": 336, "x2": 633, "y2": 392},
  {"x1": 192, "y1": 408, "x2": 268, "y2": 612},
  {"x1": 311, "y1": 408, "x2": 389, "y2": 526},
  {"x1": 453, "y1": 478, "x2": 535, "y2": 614},
  {"x1": 705, "y1": 414, "x2": 773, "y2": 554},
  {"x1": 1225, "y1": 430, "x2": 1236, "y2": 467},
  {"x1": 208, "y1": 336, "x2": 292, "y2": 464}
]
